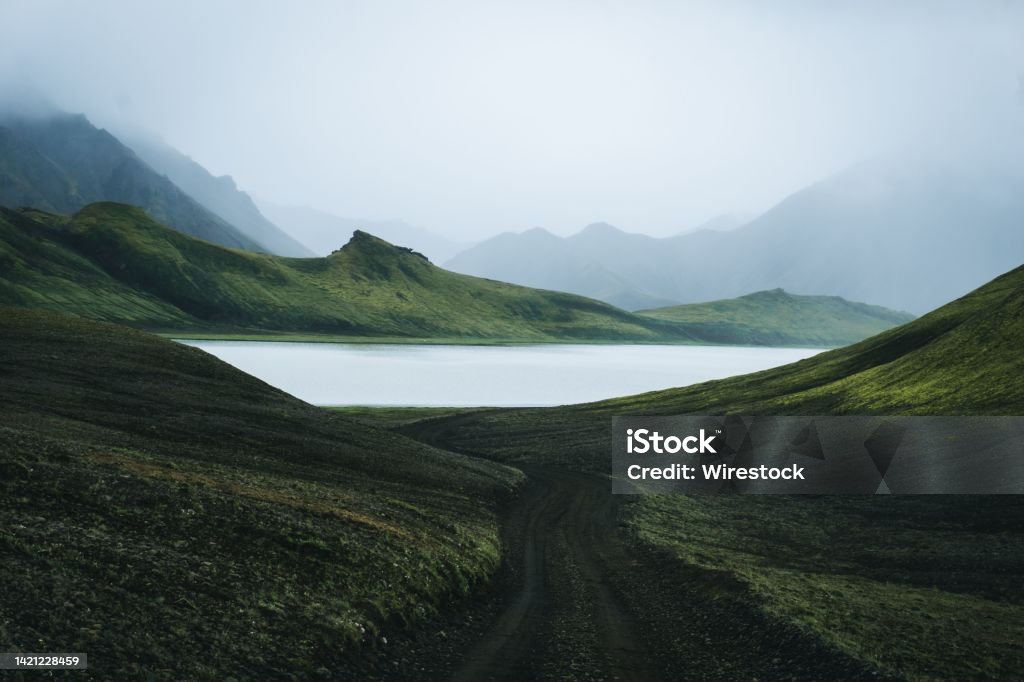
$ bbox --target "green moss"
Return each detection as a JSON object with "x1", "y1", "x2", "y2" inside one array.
[
  {"x1": 0, "y1": 308, "x2": 524, "y2": 677},
  {"x1": 0, "y1": 203, "x2": 698, "y2": 342},
  {"x1": 639, "y1": 288, "x2": 914, "y2": 346}
]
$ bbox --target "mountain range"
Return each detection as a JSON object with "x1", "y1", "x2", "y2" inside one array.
[
  {"x1": 0, "y1": 109, "x2": 312, "y2": 256},
  {"x1": 0, "y1": 202, "x2": 915, "y2": 345},
  {"x1": 0, "y1": 202, "x2": 692, "y2": 341},
  {"x1": 446, "y1": 149, "x2": 1024, "y2": 314},
  {"x1": 0, "y1": 111, "x2": 267, "y2": 251}
]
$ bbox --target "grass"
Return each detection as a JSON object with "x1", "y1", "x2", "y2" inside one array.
[
  {"x1": 631, "y1": 496, "x2": 1024, "y2": 680},
  {"x1": 0, "y1": 203, "x2": 702, "y2": 343},
  {"x1": 400, "y1": 264, "x2": 1024, "y2": 679},
  {"x1": 0, "y1": 202, "x2": 911, "y2": 346},
  {"x1": 0, "y1": 308, "x2": 523, "y2": 678},
  {"x1": 638, "y1": 287, "x2": 914, "y2": 347}
]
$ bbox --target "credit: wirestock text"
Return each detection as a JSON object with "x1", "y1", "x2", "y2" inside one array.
[{"x1": 612, "y1": 415, "x2": 1024, "y2": 495}]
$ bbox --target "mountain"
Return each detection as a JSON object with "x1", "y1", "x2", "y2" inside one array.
[
  {"x1": 257, "y1": 199, "x2": 469, "y2": 263},
  {"x1": 639, "y1": 288, "x2": 914, "y2": 347},
  {"x1": 0, "y1": 202, "x2": 699, "y2": 342},
  {"x1": 0, "y1": 307, "x2": 520, "y2": 676},
  {"x1": 446, "y1": 224, "x2": 677, "y2": 311},
  {"x1": 122, "y1": 131, "x2": 314, "y2": 256},
  {"x1": 445, "y1": 151, "x2": 1024, "y2": 314},
  {"x1": 0, "y1": 111, "x2": 265, "y2": 251},
  {"x1": 681, "y1": 212, "x2": 749, "y2": 234}
]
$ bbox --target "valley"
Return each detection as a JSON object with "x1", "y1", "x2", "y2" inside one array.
[
  {"x1": 393, "y1": 264, "x2": 1024, "y2": 679},
  {"x1": 4, "y1": 5, "x2": 1023, "y2": 680}
]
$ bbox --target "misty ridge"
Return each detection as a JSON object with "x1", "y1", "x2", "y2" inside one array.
[
  {"x1": 3, "y1": 98, "x2": 1023, "y2": 316},
  {"x1": 2, "y1": 93, "x2": 1022, "y2": 317},
  {"x1": 445, "y1": 140, "x2": 1024, "y2": 314},
  {"x1": 1, "y1": 1, "x2": 1023, "y2": 315}
]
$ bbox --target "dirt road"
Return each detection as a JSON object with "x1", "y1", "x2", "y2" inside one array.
[
  {"x1": 452, "y1": 466, "x2": 657, "y2": 681},
  {"x1": 392, "y1": 417, "x2": 887, "y2": 680},
  {"x1": 430, "y1": 465, "x2": 890, "y2": 681}
]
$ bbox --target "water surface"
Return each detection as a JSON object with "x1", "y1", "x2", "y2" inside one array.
[{"x1": 180, "y1": 341, "x2": 822, "y2": 407}]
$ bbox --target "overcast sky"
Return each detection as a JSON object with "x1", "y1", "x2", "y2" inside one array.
[{"x1": 2, "y1": 0, "x2": 1022, "y2": 239}]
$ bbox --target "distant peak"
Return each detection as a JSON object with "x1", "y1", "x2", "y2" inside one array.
[
  {"x1": 523, "y1": 226, "x2": 555, "y2": 237},
  {"x1": 337, "y1": 229, "x2": 429, "y2": 261},
  {"x1": 345, "y1": 229, "x2": 392, "y2": 248},
  {"x1": 743, "y1": 288, "x2": 790, "y2": 299},
  {"x1": 352, "y1": 228, "x2": 386, "y2": 241},
  {"x1": 214, "y1": 174, "x2": 238, "y2": 191},
  {"x1": 580, "y1": 222, "x2": 622, "y2": 235}
]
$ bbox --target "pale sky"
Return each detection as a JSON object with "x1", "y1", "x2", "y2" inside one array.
[{"x1": 2, "y1": 0, "x2": 1022, "y2": 239}]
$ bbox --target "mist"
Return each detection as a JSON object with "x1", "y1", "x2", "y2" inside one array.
[{"x1": 2, "y1": 0, "x2": 1023, "y2": 240}]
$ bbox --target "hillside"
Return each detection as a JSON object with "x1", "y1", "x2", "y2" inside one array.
[
  {"x1": 445, "y1": 151, "x2": 1024, "y2": 314},
  {"x1": 0, "y1": 202, "x2": 696, "y2": 342},
  {"x1": 399, "y1": 263, "x2": 1024, "y2": 680},
  {"x1": 257, "y1": 199, "x2": 469, "y2": 263},
  {"x1": 0, "y1": 112, "x2": 266, "y2": 252},
  {"x1": 406, "y1": 263, "x2": 1024, "y2": 465},
  {"x1": 639, "y1": 288, "x2": 914, "y2": 347},
  {"x1": 123, "y1": 132, "x2": 314, "y2": 256},
  {"x1": 0, "y1": 308, "x2": 522, "y2": 677}
]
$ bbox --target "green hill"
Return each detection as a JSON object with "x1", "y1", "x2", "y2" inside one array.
[
  {"x1": 0, "y1": 202, "x2": 919, "y2": 345},
  {"x1": 406, "y1": 263, "x2": 1024, "y2": 465},
  {"x1": 0, "y1": 202, "x2": 699, "y2": 342},
  {"x1": 0, "y1": 308, "x2": 522, "y2": 677},
  {"x1": 400, "y1": 264, "x2": 1024, "y2": 679},
  {"x1": 638, "y1": 288, "x2": 914, "y2": 346}
]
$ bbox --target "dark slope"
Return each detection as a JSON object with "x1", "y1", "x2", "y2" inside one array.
[
  {"x1": 124, "y1": 132, "x2": 314, "y2": 256},
  {"x1": 0, "y1": 112, "x2": 264, "y2": 251},
  {"x1": 0, "y1": 308, "x2": 521, "y2": 678},
  {"x1": 639, "y1": 288, "x2": 914, "y2": 347},
  {"x1": 0, "y1": 203, "x2": 694, "y2": 341}
]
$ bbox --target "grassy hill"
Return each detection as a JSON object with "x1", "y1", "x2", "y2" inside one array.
[
  {"x1": 0, "y1": 202, "x2": 702, "y2": 342},
  {"x1": 1, "y1": 202, "x2": 920, "y2": 346},
  {"x1": 399, "y1": 264, "x2": 1024, "y2": 679},
  {"x1": 639, "y1": 288, "x2": 914, "y2": 346},
  {"x1": 0, "y1": 308, "x2": 522, "y2": 677},
  {"x1": 407, "y1": 263, "x2": 1024, "y2": 465}
]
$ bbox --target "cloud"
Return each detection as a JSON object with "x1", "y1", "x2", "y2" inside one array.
[{"x1": 2, "y1": 0, "x2": 1022, "y2": 239}]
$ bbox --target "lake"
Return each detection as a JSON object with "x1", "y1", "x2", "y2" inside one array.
[{"x1": 179, "y1": 341, "x2": 822, "y2": 407}]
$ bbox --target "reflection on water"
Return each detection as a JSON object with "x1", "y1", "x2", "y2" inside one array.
[{"x1": 179, "y1": 341, "x2": 822, "y2": 407}]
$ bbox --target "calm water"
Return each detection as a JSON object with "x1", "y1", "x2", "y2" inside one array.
[{"x1": 179, "y1": 341, "x2": 821, "y2": 407}]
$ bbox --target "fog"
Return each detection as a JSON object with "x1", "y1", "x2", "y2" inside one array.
[{"x1": 2, "y1": 0, "x2": 1022, "y2": 240}]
